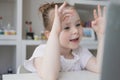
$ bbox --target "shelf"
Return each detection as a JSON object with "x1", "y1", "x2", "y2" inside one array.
[
  {"x1": 0, "y1": 46, "x2": 16, "y2": 74},
  {"x1": 22, "y1": 0, "x2": 44, "y2": 40},
  {"x1": 22, "y1": 40, "x2": 46, "y2": 45},
  {"x1": 0, "y1": 35, "x2": 17, "y2": 40},
  {"x1": 0, "y1": 0, "x2": 18, "y2": 74},
  {"x1": 0, "y1": 41, "x2": 17, "y2": 45},
  {"x1": 0, "y1": 0, "x2": 17, "y2": 31},
  {"x1": 0, "y1": 0, "x2": 15, "y2": 3}
]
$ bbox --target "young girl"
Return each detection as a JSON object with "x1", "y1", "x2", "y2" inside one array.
[{"x1": 24, "y1": 2, "x2": 106, "y2": 80}]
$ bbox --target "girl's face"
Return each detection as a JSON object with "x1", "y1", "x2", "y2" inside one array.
[{"x1": 59, "y1": 9, "x2": 83, "y2": 50}]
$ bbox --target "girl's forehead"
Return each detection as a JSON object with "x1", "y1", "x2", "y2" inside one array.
[
  {"x1": 63, "y1": 11, "x2": 80, "y2": 24},
  {"x1": 48, "y1": 7, "x2": 80, "y2": 25}
]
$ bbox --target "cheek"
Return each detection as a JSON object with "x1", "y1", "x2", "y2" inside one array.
[{"x1": 59, "y1": 32, "x2": 70, "y2": 43}]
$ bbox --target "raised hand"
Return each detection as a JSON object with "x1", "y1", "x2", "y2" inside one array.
[
  {"x1": 51, "y1": 2, "x2": 67, "y2": 35},
  {"x1": 92, "y1": 5, "x2": 106, "y2": 39},
  {"x1": 52, "y1": 2, "x2": 74, "y2": 35}
]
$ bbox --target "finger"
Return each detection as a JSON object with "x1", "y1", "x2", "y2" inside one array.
[
  {"x1": 91, "y1": 20, "x2": 96, "y2": 27},
  {"x1": 55, "y1": 5, "x2": 58, "y2": 17},
  {"x1": 62, "y1": 13, "x2": 71, "y2": 21},
  {"x1": 103, "y1": 6, "x2": 107, "y2": 17},
  {"x1": 53, "y1": 5, "x2": 61, "y2": 34},
  {"x1": 91, "y1": 21, "x2": 97, "y2": 31},
  {"x1": 93, "y1": 9, "x2": 98, "y2": 19},
  {"x1": 58, "y1": 1, "x2": 67, "y2": 13},
  {"x1": 98, "y1": 5, "x2": 102, "y2": 17},
  {"x1": 54, "y1": 5, "x2": 59, "y2": 24}
]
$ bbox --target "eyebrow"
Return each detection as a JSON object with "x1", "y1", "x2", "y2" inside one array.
[
  {"x1": 76, "y1": 19, "x2": 81, "y2": 22},
  {"x1": 64, "y1": 19, "x2": 81, "y2": 27},
  {"x1": 67, "y1": 19, "x2": 81, "y2": 23}
]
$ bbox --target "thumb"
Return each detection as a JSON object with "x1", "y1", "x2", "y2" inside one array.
[
  {"x1": 91, "y1": 20, "x2": 97, "y2": 31},
  {"x1": 91, "y1": 20, "x2": 96, "y2": 27}
]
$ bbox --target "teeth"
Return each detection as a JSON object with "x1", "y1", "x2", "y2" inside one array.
[{"x1": 70, "y1": 38, "x2": 79, "y2": 41}]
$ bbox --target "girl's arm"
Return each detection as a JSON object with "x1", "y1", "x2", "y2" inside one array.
[
  {"x1": 34, "y1": 3, "x2": 67, "y2": 80},
  {"x1": 86, "y1": 5, "x2": 106, "y2": 73}
]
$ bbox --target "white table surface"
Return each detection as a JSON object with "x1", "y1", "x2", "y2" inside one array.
[{"x1": 2, "y1": 71, "x2": 100, "y2": 80}]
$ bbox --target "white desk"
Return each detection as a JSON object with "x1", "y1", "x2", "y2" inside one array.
[{"x1": 2, "y1": 71, "x2": 100, "y2": 80}]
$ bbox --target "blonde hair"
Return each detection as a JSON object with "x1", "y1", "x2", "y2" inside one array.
[{"x1": 39, "y1": 2, "x2": 75, "y2": 31}]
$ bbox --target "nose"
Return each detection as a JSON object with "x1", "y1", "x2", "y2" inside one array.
[{"x1": 71, "y1": 27, "x2": 79, "y2": 35}]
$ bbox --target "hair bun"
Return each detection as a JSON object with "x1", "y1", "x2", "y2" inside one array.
[
  {"x1": 39, "y1": 2, "x2": 63, "y2": 14},
  {"x1": 39, "y1": 2, "x2": 54, "y2": 13}
]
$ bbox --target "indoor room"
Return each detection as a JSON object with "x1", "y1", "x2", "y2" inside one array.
[{"x1": 1, "y1": 0, "x2": 119, "y2": 80}]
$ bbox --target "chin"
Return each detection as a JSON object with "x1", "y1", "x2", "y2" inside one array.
[{"x1": 70, "y1": 45, "x2": 79, "y2": 49}]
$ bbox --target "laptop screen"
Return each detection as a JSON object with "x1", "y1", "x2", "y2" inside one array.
[{"x1": 101, "y1": 1, "x2": 120, "y2": 80}]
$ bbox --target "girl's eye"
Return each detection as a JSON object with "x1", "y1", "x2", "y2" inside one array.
[
  {"x1": 76, "y1": 23, "x2": 81, "y2": 27},
  {"x1": 64, "y1": 27, "x2": 70, "y2": 30}
]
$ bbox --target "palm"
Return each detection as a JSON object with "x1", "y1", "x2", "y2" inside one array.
[
  {"x1": 92, "y1": 5, "x2": 106, "y2": 38},
  {"x1": 92, "y1": 16, "x2": 105, "y2": 35}
]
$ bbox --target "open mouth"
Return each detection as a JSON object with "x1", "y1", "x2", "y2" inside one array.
[{"x1": 70, "y1": 37, "x2": 79, "y2": 42}]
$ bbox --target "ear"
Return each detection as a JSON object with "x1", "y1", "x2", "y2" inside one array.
[{"x1": 44, "y1": 30, "x2": 50, "y2": 39}]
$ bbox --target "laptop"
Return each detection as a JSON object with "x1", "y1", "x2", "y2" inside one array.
[{"x1": 101, "y1": 1, "x2": 120, "y2": 80}]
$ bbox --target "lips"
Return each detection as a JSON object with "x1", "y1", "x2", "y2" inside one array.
[{"x1": 70, "y1": 37, "x2": 79, "y2": 42}]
